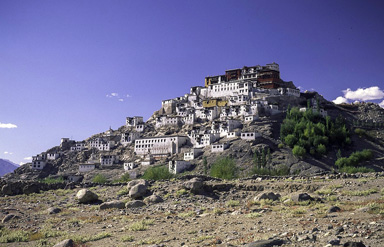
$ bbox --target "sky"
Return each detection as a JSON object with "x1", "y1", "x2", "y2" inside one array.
[{"x1": 1, "y1": 0, "x2": 384, "y2": 165}]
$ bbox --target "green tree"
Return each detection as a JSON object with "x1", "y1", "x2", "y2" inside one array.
[
  {"x1": 316, "y1": 144, "x2": 326, "y2": 155},
  {"x1": 284, "y1": 134, "x2": 297, "y2": 148},
  {"x1": 210, "y1": 157, "x2": 237, "y2": 179},
  {"x1": 142, "y1": 165, "x2": 173, "y2": 180},
  {"x1": 292, "y1": 145, "x2": 306, "y2": 158}
]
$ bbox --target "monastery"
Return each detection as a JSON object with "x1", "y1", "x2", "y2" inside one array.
[{"x1": 30, "y1": 63, "x2": 305, "y2": 177}]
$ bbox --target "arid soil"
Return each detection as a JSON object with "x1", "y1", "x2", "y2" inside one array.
[{"x1": 1, "y1": 174, "x2": 384, "y2": 247}]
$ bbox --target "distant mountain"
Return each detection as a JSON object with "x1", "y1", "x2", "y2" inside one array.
[{"x1": 0, "y1": 159, "x2": 19, "y2": 176}]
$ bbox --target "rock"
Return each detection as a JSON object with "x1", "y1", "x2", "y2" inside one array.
[
  {"x1": 335, "y1": 226, "x2": 344, "y2": 234},
  {"x1": 183, "y1": 177, "x2": 204, "y2": 194},
  {"x1": 329, "y1": 239, "x2": 340, "y2": 245},
  {"x1": 100, "y1": 200, "x2": 125, "y2": 210},
  {"x1": 328, "y1": 206, "x2": 341, "y2": 213},
  {"x1": 254, "y1": 192, "x2": 281, "y2": 201},
  {"x1": 343, "y1": 242, "x2": 366, "y2": 247},
  {"x1": 244, "y1": 238, "x2": 284, "y2": 247},
  {"x1": 356, "y1": 207, "x2": 369, "y2": 212},
  {"x1": 2, "y1": 184, "x2": 15, "y2": 196},
  {"x1": 2, "y1": 214, "x2": 19, "y2": 223},
  {"x1": 291, "y1": 193, "x2": 314, "y2": 202},
  {"x1": 22, "y1": 183, "x2": 40, "y2": 194},
  {"x1": 76, "y1": 189, "x2": 98, "y2": 203},
  {"x1": 47, "y1": 207, "x2": 61, "y2": 214},
  {"x1": 126, "y1": 200, "x2": 146, "y2": 208},
  {"x1": 144, "y1": 194, "x2": 164, "y2": 205},
  {"x1": 127, "y1": 179, "x2": 148, "y2": 191},
  {"x1": 129, "y1": 184, "x2": 148, "y2": 199},
  {"x1": 53, "y1": 239, "x2": 74, "y2": 247}
]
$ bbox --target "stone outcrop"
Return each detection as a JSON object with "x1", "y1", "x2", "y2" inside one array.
[
  {"x1": 100, "y1": 200, "x2": 125, "y2": 210},
  {"x1": 76, "y1": 189, "x2": 99, "y2": 203}
]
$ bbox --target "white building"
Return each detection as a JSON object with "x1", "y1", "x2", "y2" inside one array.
[
  {"x1": 71, "y1": 142, "x2": 87, "y2": 151},
  {"x1": 184, "y1": 148, "x2": 203, "y2": 161},
  {"x1": 135, "y1": 124, "x2": 145, "y2": 132},
  {"x1": 211, "y1": 143, "x2": 229, "y2": 153},
  {"x1": 241, "y1": 132, "x2": 261, "y2": 141},
  {"x1": 141, "y1": 154, "x2": 154, "y2": 166},
  {"x1": 227, "y1": 130, "x2": 240, "y2": 139},
  {"x1": 134, "y1": 136, "x2": 188, "y2": 156},
  {"x1": 100, "y1": 155, "x2": 118, "y2": 166},
  {"x1": 244, "y1": 115, "x2": 259, "y2": 123},
  {"x1": 124, "y1": 162, "x2": 138, "y2": 171},
  {"x1": 47, "y1": 153, "x2": 60, "y2": 160},
  {"x1": 79, "y1": 163, "x2": 96, "y2": 173},
  {"x1": 31, "y1": 160, "x2": 47, "y2": 170},
  {"x1": 155, "y1": 116, "x2": 181, "y2": 129},
  {"x1": 169, "y1": 160, "x2": 191, "y2": 174},
  {"x1": 89, "y1": 138, "x2": 115, "y2": 151},
  {"x1": 121, "y1": 132, "x2": 140, "y2": 146},
  {"x1": 126, "y1": 116, "x2": 144, "y2": 127}
]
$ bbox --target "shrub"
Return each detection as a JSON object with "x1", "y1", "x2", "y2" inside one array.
[
  {"x1": 92, "y1": 174, "x2": 108, "y2": 184},
  {"x1": 335, "y1": 149, "x2": 373, "y2": 168},
  {"x1": 121, "y1": 235, "x2": 134, "y2": 242},
  {"x1": 354, "y1": 128, "x2": 366, "y2": 137},
  {"x1": 284, "y1": 134, "x2": 297, "y2": 148},
  {"x1": 292, "y1": 145, "x2": 306, "y2": 158},
  {"x1": 316, "y1": 144, "x2": 327, "y2": 155},
  {"x1": 141, "y1": 165, "x2": 173, "y2": 180},
  {"x1": 226, "y1": 200, "x2": 240, "y2": 207},
  {"x1": 0, "y1": 229, "x2": 29, "y2": 243},
  {"x1": 118, "y1": 173, "x2": 131, "y2": 183},
  {"x1": 339, "y1": 166, "x2": 375, "y2": 174},
  {"x1": 252, "y1": 165, "x2": 290, "y2": 176},
  {"x1": 40, "y1": 177, "x2": 64, "y2": 184},
  {"x1": 210, "y1": 157, "x2": 237, "y2": 179},
  {"x1": 278, "y1": 143, "x2": 284, "y2": 149}
]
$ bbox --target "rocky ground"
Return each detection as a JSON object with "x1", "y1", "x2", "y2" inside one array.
[{"x1": 1, "y1": 173, "x2": 384, "y2": 247}]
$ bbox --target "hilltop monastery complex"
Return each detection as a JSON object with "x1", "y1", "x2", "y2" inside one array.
[{"x1": 30, "y1": 63, "x2": 309, "y2": 178}]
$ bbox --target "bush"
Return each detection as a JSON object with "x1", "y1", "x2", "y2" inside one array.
[
  {"x1": 316, "y1": 144, "x2": 327, "y2": 155},
  {"x1": 292, "y1": 145, "x2": 306, "y2": 158},
  {"x1": 115, "y1": 173, "x2": 131, "y2": 183},
  {"x1": 354, "y1": 128, "x2": 366, "y2": 137},
  {"x1": 141, "y1": 165, "x2": 173, "y2": 180},
  {"x1": 252, "y1": 165, "x2": 290, "y2": 176},
  {"x1": 284, "y1": 134, "x2": 297, "y2": 148},
  {"x1": 210, "y1": 157, "x2": 237, "y2": 179},
  {"x1": 335, "y1": 149, "x2": 373, "y2": 168},
  {"x1": 92, "y1": 174, "x2": 108, "y2": 184},
  {"x1": 339, "y1": 166, "x2": 375, "y2": 174},
  {"x1": 40, "y1": 177, "x2": 64, "y2": 184}
]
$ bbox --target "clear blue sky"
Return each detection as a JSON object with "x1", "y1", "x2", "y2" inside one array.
[{"x1": 1, "y1": 0, "x2": 384, "y2": 165}]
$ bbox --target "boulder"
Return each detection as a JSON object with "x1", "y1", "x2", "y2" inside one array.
[
  {"x1": 126, "y1": 200, "x2": 146, "y2": 208},
  {"x1": 53, "y1": 239, "x2": 74, "y2": 247},
  {"x1": 129, "y1": 184, "x2": 148, "y2": 199},
  {"x1": 343, "y1": 242, "x2": 366, "y2": 247},
  {"x1": 1, "y1": 184, "x2": 15, "y2": 196},
  {"x1": 76, "y1": 189, "x2": 98, "y2": 203},
  {"x1": 254, "y1": 192, "x2": 281, "y2": 201},
  {"x1": 2, "y1": 214, "x2": 19, "y2": 223},
  {"x1": 328, "y1": 206, "x2": 341, "y2": 213},
  {"x1": 183, "y1": 177, "x2": 204, "y2": 194},
  {"x1": 100, "y1": 200, "x2": 125, "y2": 210},
  {"x1": 291, "y1": 193, "x2": 314, "y2": 202},
  {"x1": 144, "y1": 195, "x2": 164, "y2": 205},
  {"x1": 244, "y1": 238, "x2": 284, "y2": 247},
  {"x1": 23, "y1": 183, "x2": 40, "y2": 194},
  {"x1": 127, "y1": 179, "x2": 148, "y2": 191},
  {"x1": 47, "y1": 207, "x2": 61, "y2": 215}
]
